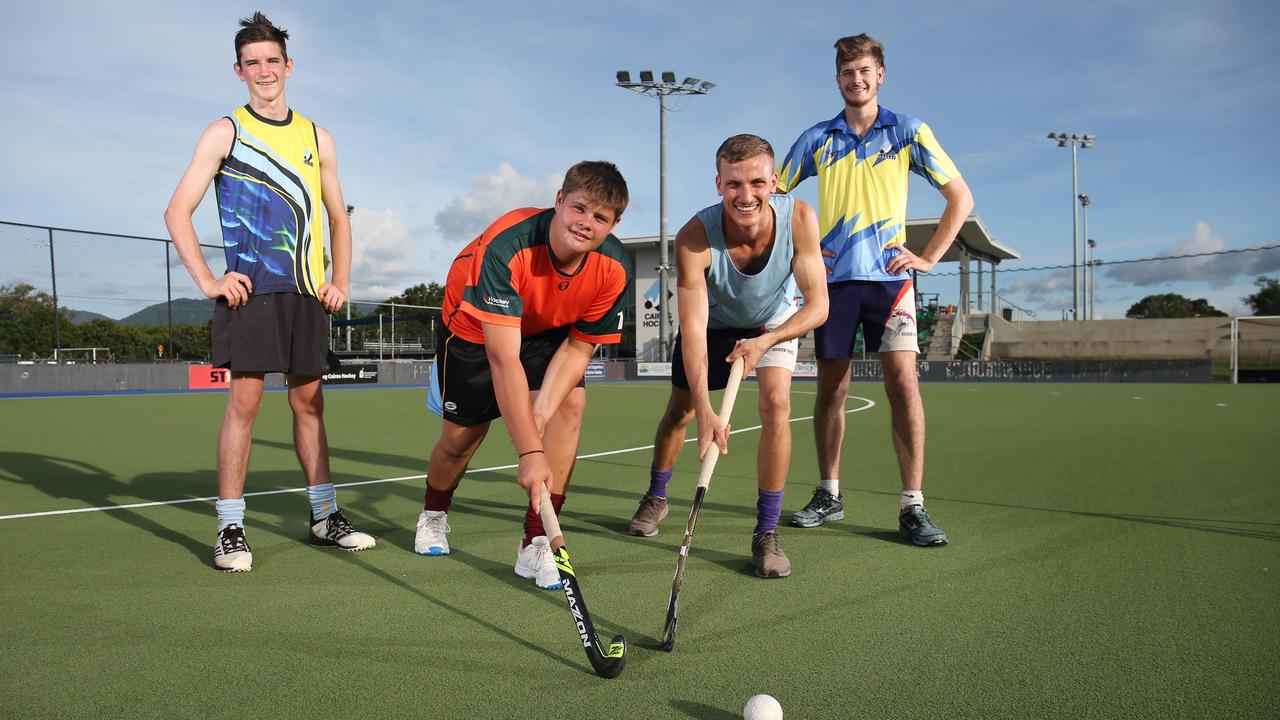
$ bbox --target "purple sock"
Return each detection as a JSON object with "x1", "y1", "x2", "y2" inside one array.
[
  {"x1": 754, "y1": 489, "x2": 784, "y2": 534},
  {"x1": 648, "y1": 468, "x2": 673, "y2": 498}
]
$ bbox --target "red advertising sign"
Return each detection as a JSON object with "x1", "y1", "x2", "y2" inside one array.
[{"x1": 188, "y1": 365, "x2": 231, "y2": 389}]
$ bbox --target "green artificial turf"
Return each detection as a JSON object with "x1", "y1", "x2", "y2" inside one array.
[{"x1": 1, "y1": 382, "x2": 1277, "y2": 719}]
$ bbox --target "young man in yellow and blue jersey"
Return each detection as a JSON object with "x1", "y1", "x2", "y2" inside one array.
[
  {"x1": 776, "y1": 33, "x2": 973, "y2": 546},
  {"x1": 165, "y1": 12, "x2": 374, "y2": 572}
]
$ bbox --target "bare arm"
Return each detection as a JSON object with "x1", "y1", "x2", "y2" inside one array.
[
  {"x1": 163, "y1": 119, "x2": 254, "y2": 307},
  {"x1": 315, "y1": 126, "x2": 351, "y2": 313},
  {"x1": 673, "y1": 217, "x2": 724, "y2": 460},
  {"x1": 482, "y1": 321, "x2": 553, "y2": 510},
  {"x1": 728, "y1": 199, "x2": 829, "y2": 372},
  {"x1": 886, "y1": 176, "x2": 974, "y2": 275},
  {"x1": 531, "y1": 336, "x2": 596, "y2": 434}
]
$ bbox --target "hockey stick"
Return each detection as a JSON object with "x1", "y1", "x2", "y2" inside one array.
[
  {"x1": 538, "y1": 484, "x2": 627, "y2": 678},
  {"x1": 661, "y1": 356, "x2": 746, "y2": 652}
]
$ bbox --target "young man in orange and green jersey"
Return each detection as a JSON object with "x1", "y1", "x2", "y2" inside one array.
[
  {"x1": 416, "y1": 161, "x2": 632, "y2": 590},
  {"x1": 775, "y1": 33, "x2": 974, "y2": 545}
]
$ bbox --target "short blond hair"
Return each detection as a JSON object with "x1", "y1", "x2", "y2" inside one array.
[
  {"x1": 834, "y1": 34, "x2": 884, "y2": 68},
  {"x1": 715, "y1": 134, "x2": 774, "y2": 171}
]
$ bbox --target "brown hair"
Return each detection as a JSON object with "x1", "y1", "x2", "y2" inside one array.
[
  {"x1": 235, "y1": 12, "x2": 289, "y2": 64},
  {"x1": 715, "y1": 134, "x2": 775, "y2": 171},
  {"x1": 561, "y1": 161, "x2": 629, "y2": 219},
  {"x1": 834, "y1": 34, "x2": 884, "y2": 68}
]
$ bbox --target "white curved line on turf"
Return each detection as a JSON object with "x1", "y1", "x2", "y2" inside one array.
[{"x1": 0, "y1": 396, "x2": 876, "y2": 521}]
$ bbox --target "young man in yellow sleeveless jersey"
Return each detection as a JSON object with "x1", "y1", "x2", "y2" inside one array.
[{"x1": 165, "y1": 12, "x2": 374, "y2": 572}]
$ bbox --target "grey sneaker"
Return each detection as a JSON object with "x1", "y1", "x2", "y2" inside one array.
[
  {"x1": 629, "y1": 494, "x2": 669, "y2": 537},
  {"x1": 213, "y1": 524, "x2": 253, "y2": 573},
  {"x1": 790, "y1": 486, "x2": 844, "y2": 528},
  {"x1": 751, "y1": 530, "x2": 792, "y2": 578},
  {"x1": 308, "y1": 509, "x2": 377, "y2": 551},
  {"x1": 899, "y1": 505, "x2": 948, "y2": 546}
]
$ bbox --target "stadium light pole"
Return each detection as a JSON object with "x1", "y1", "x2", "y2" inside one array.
[
  {"x1": 1047, "y1": 132, "x2": 1094, "y2": 320},
  {"x1": 1079, "y1": 193, "x2": 1091, "y2": 320},
  {"x1": 617, "y1": 70, "x2": 715, "y2": 360}
]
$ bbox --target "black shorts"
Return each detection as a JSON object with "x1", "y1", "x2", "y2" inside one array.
[
  {"x1": 212, "y1": 292, "x2": 333, "y2": 376},
  {"x1": 670, "y1": 326, "x2": 765, "y2": 391},
  {"x1": 427, "y1": 325, "x2": 585, "y2": 426}
]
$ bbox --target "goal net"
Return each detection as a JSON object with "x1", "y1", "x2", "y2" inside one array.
[{"x1": 1231, "y1": 316, "x2": 1280, "y2": 383}]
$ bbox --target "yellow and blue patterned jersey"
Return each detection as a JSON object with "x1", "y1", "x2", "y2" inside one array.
[
  {"x1": 776, "y1": 107, "x2": 959, "y2": 282},
  {"x1": 215, "y1": 105, "x2": 326, "y2": 297}
]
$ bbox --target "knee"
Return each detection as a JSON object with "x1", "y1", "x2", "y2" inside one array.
[
  {"x1": 883, "y1": 374, "x2": 918, "y2": 405},
  {"x1": 558, "y1": 389, "x2": 586, "y2": 425},
  {"x1": 225, "y1": 394, "x2": 262, "y2": 424},
  {"x1": 663, "y1": 404, "x2": 695, "y2": 431},
  {"x1": 759, "y1": 389, "x2": 791, "y2": 422},
  {"x1": 289, "y1": 390, "x2": 324, "y2": 418}
]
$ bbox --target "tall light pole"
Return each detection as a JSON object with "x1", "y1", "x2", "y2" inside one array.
[
  {"x1": 1087, "y1": 237, "x2": 1098, "y2": 320},
  {"x1": 617, "y1": 71, "x2": 715, "y2": 360},
  {"x1": 1079, "y1": 193, "x2": 1091, "y2": 320},
  {"x1": 1047, "y1": 132, "x2": 1094, "y2": 320}
]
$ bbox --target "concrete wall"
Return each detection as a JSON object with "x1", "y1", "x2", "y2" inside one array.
[{"x1": 988, "y1": 316, "x2": 1243, "y2": 360}]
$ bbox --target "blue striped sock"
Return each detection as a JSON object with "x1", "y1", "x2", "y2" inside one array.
[
  {"x1": 648, "y1": 468, "x2": 674, "y2": 498},
  {"x1": 308, "y1": 483, "x2": 338, "y2": 521},
  {"x1": 216, "y1": 497, "x2": 245, "y2": 532},
  {"x1": 754, "y1": 489, "x2": 784, "y2": 534}
]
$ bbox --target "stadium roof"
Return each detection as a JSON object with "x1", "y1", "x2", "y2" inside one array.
[
  {"x1": 622, "y1": 214, "x2": 1018, "y2": 265},
  {"x1": 904, "y1": 215, "x2": 1018, "y2": 264}
]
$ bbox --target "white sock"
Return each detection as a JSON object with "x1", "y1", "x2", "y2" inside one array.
[
  {"x1": 821, "y1": 479, "x2": 840, "y2": 496},
  {"x1": 900, "y1": 490, "x2": 924, "y2": 510}
]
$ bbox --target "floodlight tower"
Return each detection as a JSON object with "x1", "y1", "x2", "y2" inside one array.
[
  {"x1": 617, "y1": 71, "x2": 715, "y2": 359},
  {"x1": 1047, "y1": 132, "x2": 1095, "y2": 320}
]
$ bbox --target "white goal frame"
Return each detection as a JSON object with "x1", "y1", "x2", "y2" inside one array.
[{"x1": 1231, "y1": 316, "x2": 1280, "y2": 384}]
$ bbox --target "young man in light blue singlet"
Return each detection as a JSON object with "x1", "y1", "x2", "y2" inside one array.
[{"x1": 628, "y1": 134, "x2": 828, "y2": 578}]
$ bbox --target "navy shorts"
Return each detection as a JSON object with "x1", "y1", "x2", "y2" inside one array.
[
  {"x1": 670, "y1": 326, "x2": 766, "y2": 391},
  {"x1": 814, "y1": 279, "x2": 919, "y2": 357}
]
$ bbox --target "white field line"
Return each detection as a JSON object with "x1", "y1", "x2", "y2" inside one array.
[{"x1": 0, "y1": 395, "x2": 876, "y2": 522}]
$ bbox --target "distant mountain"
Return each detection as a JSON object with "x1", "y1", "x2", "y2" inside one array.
[
  {"x1": 118, "y1": 298, "x2": 216, "y2": 326},
  {"x1": 68, "y1": 309, "x2": 112, "y2": 324}
]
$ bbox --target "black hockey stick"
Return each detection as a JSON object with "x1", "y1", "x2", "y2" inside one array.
[
  {"x1": 538, "y1": 485, "x2": 627, "y2": 678},
  {"x1": 661, "y1": 357, "x2": 745, "y2": 652}
]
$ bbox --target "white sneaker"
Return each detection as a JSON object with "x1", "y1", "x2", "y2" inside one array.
[
  {"x1": 214, "y1": 524, "x2": 253, "y2": 572},
  {"x1": 514, "y1": 536, "x2": 563, "y2": 590},
  {"x1": 309, "y1": 509, "x2": 376, "y2": 551},
  {"x1": 415, "y1": 510, "x2": 451, "y2": 556}
]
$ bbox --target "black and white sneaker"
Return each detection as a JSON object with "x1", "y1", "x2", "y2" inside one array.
[
  {"x1": 214, "y1": 524, "x2": 253, "y2": 572},
  {"x1": 308, "y1": 509, "x2": 376, "y2": 551}
]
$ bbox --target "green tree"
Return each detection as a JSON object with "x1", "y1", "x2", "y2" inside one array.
[
  {"x1": 0, "y1": 283, "x2": 72, "y2": 357},
  {"x1": 387, "y1": 282, "x2": 445, "y2": 308},
  {"x1": 1125, "y1": 293, "x2": 1227, "y2": 319},
  {"x1": 1242, "y1": 276, "x2": 1280, "y2": 316}
]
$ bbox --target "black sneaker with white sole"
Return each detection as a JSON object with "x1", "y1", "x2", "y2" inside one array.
[
  {"x1": 308, "y1": 509, "x2": 376, "y2": 551},
  {"x1": 214, "y1": 524, "x2": 253, "y2": 572}
]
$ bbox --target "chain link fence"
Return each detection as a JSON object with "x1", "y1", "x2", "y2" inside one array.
[{"x1": 0, "y1": 220, "x2": 438, "y2": 363}]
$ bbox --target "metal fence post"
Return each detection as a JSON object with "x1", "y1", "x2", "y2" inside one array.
[
  {"x1": 48, "y1": 228, "x2": 61, "y2": 360},
  {"x1": 165, "y1": 241, "x2": 174, "y2": 361}
]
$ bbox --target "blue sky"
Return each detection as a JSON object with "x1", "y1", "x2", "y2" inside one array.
[{"x1": 2, "y1": 0, "x2": 1278, "y2": 319}]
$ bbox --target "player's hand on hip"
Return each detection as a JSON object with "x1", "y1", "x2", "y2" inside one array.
[
  {"x1": 204, "y1": 272, "x2": 253, "y2": 308},
  {"x1": 317, "y1": 282, "x2": 348, "y2": 313},
  {"x1": 517, "y1": 452, "x2": 553, "y2": 512},
  {"x1": 821, "y1": 248, "x2": 837, "y2": 276},
  {"x1": 885, "y1": 244, "x2": 934, "y2": 275}
]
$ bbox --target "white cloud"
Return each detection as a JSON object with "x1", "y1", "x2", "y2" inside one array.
[
  {"x1": 433, "y1": 163, "x2": 564, "y2": 244},
  {"x1": 1106, "y1": 222, "x2": 1280, "y2": 288},
  {"x1": 348, "y1": 208, "x2": 421, "y2": 301}
]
